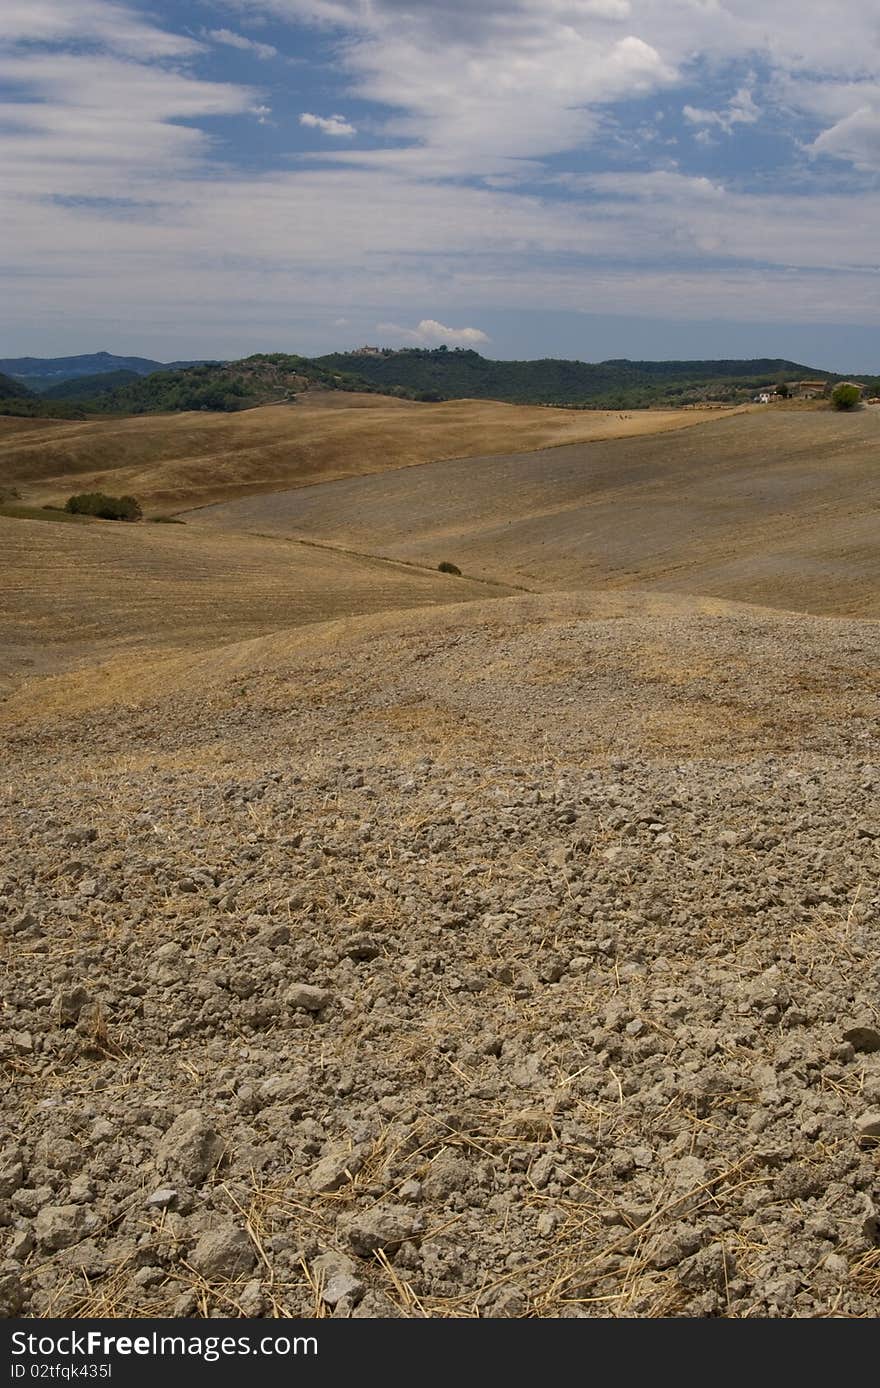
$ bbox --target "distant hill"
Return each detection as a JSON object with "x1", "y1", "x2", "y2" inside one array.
[
  {"x1": 69, "y1": 353, "x2": 383, "y2": 415},
  {"x1": 41, "y1": 369, "x2": 143, "y2": 401},
  {"x1": 0, "y1": 371, "x2": 34, "y2": 400},
  {"x1": 4, "y1": 346, "x2": 879, "y2": 418},
  {"x1": 314, "y1": 349, "x2": 865, "y2": 407},
  {"x1": 0, "y1": 351, "x2": 215, "y2": 392}
]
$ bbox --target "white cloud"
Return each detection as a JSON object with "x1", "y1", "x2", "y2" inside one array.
[
  {"x1": 5, "y1": 0, "x2": 880, "y2": 352},
  {"x1": 811, "y1": 106, "x2": 880, "y2": 171},
  {"x1": 2, "y1": 0, "x2": 200, "y2": 57},
  {"x1": 684, "y1": 85, "x2": 760, "y2": 134},
  {"x1": 299, "y1": 111, "x2": 357, "y2": 136},
  {"x1": 376, "y1": 319, "x2": 490, "y2": 345},
  {"x1": 254, "y1": 1, "x2": 880, "y2": 175},
  {"x1": 208, "y1": 28, "x2": 278, "y2": 60},
  {"x1": 0, "y1": 51, "x2": 256, "y2": 197}
]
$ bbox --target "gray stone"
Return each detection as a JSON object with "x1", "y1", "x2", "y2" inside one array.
[
  {"x1": 51, "y1": 986, "x2": 91, "y2": 1026},
  {"x1": 156, "y1": 1111, "x2": 224, "y2": 1185},
  {"x1": 339, "y1": 1205, "x2": 420, "y2": 1257},
  {"x1": 309, "y1": 1147, "x2": 365, "y2": 1193},
  {"x1": 144, "y1": 1187, "x2": 178, "y2": 1210},
  {"x1": 854, "y1": 1110, "x2": 880, "y2": 1144},
  {"x1": 190, "y1": 1226, "x2": 256, "y2": 1280},
  {"x1": 34, "y1": 1204, "x2": 87, "y2": 1251},
  {"x1": 312, "y1": 1252, "x2": 364, "y2": 1308},
  {"x1": 285, "y1": 983, "x2": 332, "y2": 1012}
]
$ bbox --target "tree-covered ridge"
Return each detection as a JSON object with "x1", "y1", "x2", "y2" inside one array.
[
  {"x1": 2, "y1": 347, "x2": 878, "y2": 418},
  {"x1": 64, "y1": 354, "x2": 392, "y2": 415},
  {"x1": 0, "y1": 372, "x2": 92, "y2": 418},
  {"x1": 41, "y1": 370, "x2": 143, "y2": 401},
  {"x1": 0, "y1": 372, "x2": 33, "y2": 400},
  {"x1": 314, "y1": 348, "x2": 878, "y2": 407}
]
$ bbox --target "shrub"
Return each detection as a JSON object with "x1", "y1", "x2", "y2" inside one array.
[
  {"x1": 831, "y1": 383, "x2": 861, "y2": 411},
  {"x1": 65, "y1": 492, "x2": 142, "y2": 521},
  {"x1": 438, "y1": 560, "x2": 462, "y2": 575}
]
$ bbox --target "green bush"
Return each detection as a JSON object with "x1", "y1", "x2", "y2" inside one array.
[
  {"x1": 65, "y1": 492, "x2": 142, "y2": 521},
  {"x1": 831, "y1": 383, "x2": 861, "y2": 411},
  {"x1": 438, "y1": 560, "x2": 462, "y2": 575}
]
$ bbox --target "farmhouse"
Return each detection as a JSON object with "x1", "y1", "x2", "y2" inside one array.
[{"x1": 794, "y1": 380, "x2": 828, "y2": 399}]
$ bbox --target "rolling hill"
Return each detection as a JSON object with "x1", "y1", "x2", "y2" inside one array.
[
  {"x1": 1, "y1": 380, "x2": 878, "y2": 1322},
  {"x1": 191, "y1": 406, "x2": 880, "y2": 619},
  {"x1": 0, "y1": 393, "x2": 722, "y2": 512}
]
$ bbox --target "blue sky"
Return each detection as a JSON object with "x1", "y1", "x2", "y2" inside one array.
[{"x1": 3, "y1": 1, "x2": 880, "y2": 366}]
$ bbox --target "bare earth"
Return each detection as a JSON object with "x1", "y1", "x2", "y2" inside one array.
[
  {"x1": 0, "y1": 399, "x2": 878, "y2": 1319},
  {"x1": 190, "y1": 408, "x2": 880, "y2": 619}
]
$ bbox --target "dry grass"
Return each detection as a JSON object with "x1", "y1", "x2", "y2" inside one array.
[
  {"x1": 0, "y1": 513, "x2": 514, "y2": 688},
  {"x1": 0, "y1": 393, "x2": 734, "y2": 513}
]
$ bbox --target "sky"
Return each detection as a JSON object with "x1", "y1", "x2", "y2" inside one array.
[{"x1": 2, "y1": 1, "x2": 880, "y2": 367}]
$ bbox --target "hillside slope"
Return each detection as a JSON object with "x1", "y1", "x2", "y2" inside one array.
[
  {"x1": 0, "y1": 395, "x2": 725, "y2": 512},
  {"x1": 191, "y1": 407, "x2": 880, "y2": 618},
  {"x1": 2, "y1": 588, "x2": 878, "y2": 1318}
]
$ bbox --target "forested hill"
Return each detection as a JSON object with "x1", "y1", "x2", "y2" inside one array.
[
  {"x1": 313, "y1": 349, "x2": 853, "y2": 406},
  {"x1": 0, "y1": 371, "x2": 33, "y2": 400},
  {"x1": 3, "y1": 347, "x2": 877, "y2": 418}
]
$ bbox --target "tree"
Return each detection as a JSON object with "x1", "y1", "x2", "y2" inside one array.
[
  {"x1": 831, "y1": 383, "x2": 861, "y2": 411},
  {"x1": 776, "y1": 382, "x2": 790, "y2": 398}
]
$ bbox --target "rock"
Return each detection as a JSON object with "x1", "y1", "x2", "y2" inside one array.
[
  {"x1": 0, "y1": 1160, "x2": 24, "y2": 1199},
  {"x1": 144, "y1": 1187, "x2": 178, "y2": 1210},
  {"x1": 4, "y1": 912, "x2": 35, "y2": 936},
  {"x1": 647, "y1": 1224, "x2": 702, "y2": 1270},
  {"x1": 675, "y1": 1245, "x2": 733, "y2": 1292},
  {"x1": 0, "y1": 1271, "x2": 24, "y2": 1317},
  {"x1": 239, "y1": 1280, "x2": 266, "y2": 1316},
  {"x1": 285, "y1": 983, "x2": 332, "y2": 1012},
  {"x1": 312, "y1": 1252, "x2": 365, "y2": 1307},
  {"x1": 7, "y1": 1228, "x2": 34, "y2": 1261},
  {"x1": 190, "y1": 1226, "x2": 256, "y2": 1280},
  {"x1": 338, "y1": 1205, "x2": 420, "y2": 1257},
  {"x1": 309, "y1": 1147, "x2": 365, "y2": 1193},
  {"x1": 51, "y1": 986, "x2": 91, "y2": 1026},
  {"x1": 421, "y1": 1152, "x2": 471, "y2": 1200},
  {"x1": 156, "y1": 1111, "x2": 224, "y2": 1185},
  {"x1": 854, "y1": 1110, "x2": 880, "y2": 1144},
  {"x1": 34, "y1": 1204, "x2": 87, "y2": 1251},
  {"x1": 823, "y1": 1253, "x2": 849, "y2": 1279},
  {"x1": 255, "y1": 923, "x2": 290, "y2": 948},
  {"x1": 341, "y1": 934, "x2": 381, "y2": 961}
]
